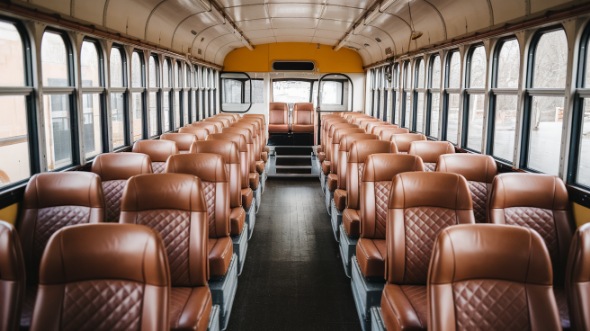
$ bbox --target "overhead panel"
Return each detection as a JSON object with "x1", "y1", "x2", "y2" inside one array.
[
  {"x1": 72, "y1": 0, "x2": 107, "y2": 26},
  {"x1": 229, "y1": 4, "x2": 267, "y2": 21},
  {"x1": 237, "y1": 18, "x2": 272, "y2": 31},
  {"x1": 268, "y1": 4, "x2": 324, "y2": 18},
  {"x1": 490, "y1": 0, "x2": 526, "y2": 24},
  {"x1": 271, "y1": 18, "x2": 318, "y2": 30},
  {"x1": 29, "y1": 0, "x2": 70, "y2": 16},
  {"x1": 104, "y1": 0, "x2": 160, "y2": 40},
  {"x1": 435, "y1": 0, "x2": 492, "y2": 38},
  {"x1": 321, "y1": 5, "x2": 364, "y2": 22}
]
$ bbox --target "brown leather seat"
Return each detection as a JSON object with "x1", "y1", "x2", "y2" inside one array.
[
  {"x1": 132, "y1": 139, "x2": 179, "y2": 173},
  {"x1": 318, "y1": 117, "x2": 347, "y2": 163},
  {"x1": 566, "y1": 223, "x2": 590, "y2": 331},
  {"x1": 179, "y1": 126, "x2": 209, "y2": 140},
  {"x1": 234, "y1": 121, "x2": 264, "y2": 175},
  {"x1": 30, "y1": 223, "x2": 170, "y2": 331},
  {"x1": 489, "y1": 173, "x2": 574, "y2": 329},
  {"x1": 242, "y1": 115, "x2": 268, "y2": 161},
  {"x1": 358, "y1": 118, "x2": 381, "y2": 132},
  {"x1": 292, "y1": 102, "x2": 315, "y2": 133},
  {"x1": 201, "y1": 119, "x2": 224, "y2": 133},
  {"x1": 206, "y1": 116, "x2": 231, "y2": 128},
  {"x1": 161, "y1": 132, "x2": 198, "y2": 153},
  {"x1": 207, "y1": 132, "x2": 254, "y2": 210},
  {"x1": 326, "y1": 126, "x2": 365, "y2": 192},
  {"x1": 390, "y1": 133, "x2": 426, "y2": 153},
  {"x1": 322, "y1": 122, "x2": 357, "y2": 176},
  {"x1": 378, "y1": 127, "x2": 410, "y2": 142},
  {"x1": 428, "y1": 224, "x2": 561, "y2": 331},
  {"x1": 342, "y1": 140, "x2": 398, "y2": 238},
  {"x1": 268, "y1": 102, "x2": 289, "y2": 133},
  {"x1": 91, "y1": 152, "x2": 153, "y2": 222},
  {"x1": 408, "y1": 140, "x2": 455, "y2": 171},
  {"x1": 119, "y1": 174, "x2": 211, "y2": 331},
  {"x1": 437, "y1": 153, "x2": 497, "y2": 223},
  {"x1": 351, "y1": 114, "x2": 373, "y2": 126},
  {"x1": 224, "y1": 127, "x2": 259, "y2": 191},
  {"x1": 356, "y1": 154, "x2": 424, "y2": 279},
  {"x1": 372, "y1": 124, "x2": 399, "y2": 138},
  {"x1": 366, "y1": 122, "x2": 393, "y2": 134},
  {"x1": 18, "y1": 172, "x2": 104, "y2": 329},
  {"x1": 195, "y1": 140, "x2": 246, "y2": 237},
  {"x1": 381, "y1": 172, "x2": 474, "y2": 331},
  {"x1": 165, "y1": 153, "x2": 234, "y2": 278},
  {"x1": 333, "y1": 133, "x2": 378, "y2": 213},
  {"x1": 0, "y1": 221, "x2": 25, "y2": 331}
]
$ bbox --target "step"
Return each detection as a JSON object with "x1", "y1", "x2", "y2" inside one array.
[
  {"x1": 276, "y1": 157, "x2": 312, "y2": 166},
  {"x1": 275, "y1": 165, "x2": 312, "y2": 169}
]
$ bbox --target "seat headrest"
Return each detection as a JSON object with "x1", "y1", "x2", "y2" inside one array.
[
  {"x1": 408, "y1": 141, "x2": 455, "y2": 162},
  {"x1": 437, "y1": 153, "x2": 497, "y2": 183},
  {"x1": 23, "y1": 172, "x2": 103, "y2": 209},
  {"x1": 194, "y1": 140, "x2": 240, "y2": 165},
  {"x1": 430, "y1": 224, "x2": 552, "y2": 285},
  {"x1": 178, "y1": 126, "x2": 208, "y2": 140},
  {"x1": 160, "y1": 133, "x2": 198, "y2": 151},
  {"x1": 378, "y1": 127, "x2": 410, "y2": 141},
  {"x1": 340, "y1": 133, "x2": 379, "y2": 151},
  {"x1": 40, "y1": 223, "x2": 169, "y2": 286},
  {"x1": 223, "y1": 127, "x2": 253, "y2": 144},
  {"x1": 132, "y1": 140, "x2": 178, "y2": 162},
  {"x1": 332, "y1": 127, "x2": 365, "y2": 144},
  {"x1": 490, "y1": 173, "x2": 568, "y2": 210},
  {"x1": 391, "y1": 133, "x2": 427, "y2": 152},
  {"x1": 122, "y1": 173, "x2": 207, "y2": 212},
  {"x1": 165, "y1": 153, "x2": 227, "y2": 183},
  {"x1": 348, "y1": 140, "x2": 398, "y2": 163},
  {"x1": 207, "y1": 133, "x2": 248, "y2": 152},
  {"x1": 0, "y1": 221, "x2": 24, "y2": 281},
  {"x1": 389, "y1": 172, "x2": 472, "y2": 210},
  {"x1": 364, "y1": 154, "x2": 424, "y2": 182},
  {"x1": 92, "y1": 152, "x2": 152, "y2": 181},
  {"x1": 269, "y1": 102, "x2": 288, "y2": 111},
  {"x1": 232, "y1": 122, "x2": 258, "y2": 138},
  {"x1": 294, "y1": 102, "x2": 314, "y2": 111}
]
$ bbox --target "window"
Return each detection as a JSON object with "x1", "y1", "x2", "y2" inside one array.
[
  {"x1": 131, "y1": 51, "x2": 144, "y2": 141},
  {"x1": 414, "y1": 58, "x2": 426, "y2": 132},
  {"x1": 524, "y1": 29, "x2": 567, "y2": 175},
  {"x1": 0, "y1": 20, "x2": 32, "y2": 188},
  {"x1": 573, "y1": 25, "x2": 590, "y2": 188},
  {"x1": 110, "y1": 46, "x2": 127, "y2": 148},
  {"x1": 162, "y1": 58, "x2": 172, "y2": 131},
  {"x1": 42, "y1": 31, "x2": 75, "y2": 170},
  {"x1": 245, "y1": 79, "x2": 264, "y2": 104},
  {"x1": 402, "y1": 61, "x2": 412, "y2": 128},
  {"x1": 273, "y1": 80, "x2": 312, "y2": 103},
  {"x1": 427, "y1": 55, "x2": 441, "y2": 138},
  {"x1": 148, "y1": 55, "x2": 160, "y2": 137},
  {"x1": 464, "y1": 45, "x2": 486, "y2": 152},
  {"x1": 444, "y1": 50, "x2": 461, "y2": 144},
  {"x1": 80, "y1": 40, "x2": 104, "y2": 158},
  {"x1": 490, "y1": 38, "x2": 520, "y2": 163}
]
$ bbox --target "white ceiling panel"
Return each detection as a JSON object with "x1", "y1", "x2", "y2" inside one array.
[
  {"x1": 271, "y1": 18, "x2": 318, "y2": 29},
  {"x1": 317, "y1": 19, "x2": 353, "y2": 32},
  {"x1": 104, "y1": 0, "x2": 160, "y2": 39},
  {"x1": 72, "y1": 0, "x2": 107, "y2": 26},
  {"x1": 237, "y1": 18, "x2": 272, "y2": 31},
  {"x1": 326, "y1": 0, "x2": 369, "y2": 8},
  {"x1": 275, "y1": 36, "x2": 314, "y2": 43},
  {"x1": 227, "y1": 4, "x2": 267, "y2": 21},
  {"x1": 312, "y1": 37, "x2": 339, "y2": 45},
  {"x1": 314, "y1": 29, "x2": 345, "y2": 39},
  {"x1": 273, "y1": 28, "x2": 316, "y2": 37},
  {"x1": 490, "y1": 0, "x2": 527, "y2": 24},
  {"x1": 250, "y1": 37, "x2": 278, "y2": 44},
  {"x1": 321, "y1": 5, "x2": 364, "y2": 22},
  {"x1": 220, "y1": 0, "x2": 265, "y2": 6},
  {"x1": 245, "y1": 29, "x2": 276, "y2": 39},
  {"x1": 29, "y1": 0, "x2": 70, "y2": 16},
  {"x1": 268, "y1": 4, "x2": 324, "y2": 19}
]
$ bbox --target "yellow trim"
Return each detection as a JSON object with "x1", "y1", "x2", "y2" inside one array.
[
  {"x1": 573, "y1": 203, "x2": 590, "y2": 227},
  {"x1": 0, "y1": 203, "x2": 18, "y2": 225},
  {"x1": 223, "y1": 43, "x2": 364, "y2": 73}
]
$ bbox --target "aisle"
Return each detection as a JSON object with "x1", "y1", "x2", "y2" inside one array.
[{"x1": 226, "y1": 178, "x2": 360, "y2": 330}]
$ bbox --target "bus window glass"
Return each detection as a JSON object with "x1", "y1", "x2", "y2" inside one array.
[
  {"x1": 415, "y1": 59, "x2": 425, "y2": 132},
  {"x1": 42, "y1": 93, "x2": 72, "y2": 169},
  {"x1": 445, "y1": 51, "x2": 461, "y2": 144},
  {"x1": 42, "y1": 32, "x2": 69, "y2": 87},
  {"x1": 148, "y1": 55, "x2": 159, "y2": 136},
  {"x1": 131, "y1": 52, "x2": 142, "y2": 88},
  {"x1": 577, "y1": 99, "x2": 590, "y2": 187},
  {"x1": 110, "y1": 48, "x2": 123, "y2": 88},
  {"x1": 245, "y1": 79, "x2": 264, "y2": 104},
  {"x1": 402, "y1": 61, "x2": 411, "y2": 128},
  {"x1": 446, "y1": 93, "x2": 460, "y2": 143},
  {"x1": 81, "y1": 40, "x2": 102, "y2": 158},
  {"x1": 527, "y1": 30, "x2": 567, "y2": 175},
  {"x1": 321, "y1": 81, "x2": 344, "y2": 106},
  {"x1": 448, "y1": 52, "x2": 461, "y2": 89},
  {"x1": 428, "y1": 55, "x2": 441, "y2": 138},
  {"x1": 466, "y1": 45, "x2": 486, "y2": 152},
  {"x1": 492, "y1": 39, "x2": 519, "y2": 163},
  {"x1": 110, "y1": 93, "x2": 125, "y2": 148},
  {"x1": 273, "y1": 80, "x2": 312, "y2": 104},
  {"x1": 131, "y1": 51, "x2": 144, "y2": 141},
  {"x1": 0, "y1": 22, "x2": 25, "y2": 86}
]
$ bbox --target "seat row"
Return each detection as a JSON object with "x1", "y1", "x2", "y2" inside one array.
[
  {"x1": 268, "y1": 102, "x2": 315, "y2": 134},
  {"x1": 316, "y1": 112, "x2": 588, "y2": 331},
  {"x1": 0, "y1": 112, "x2": 268, "y2": 331}
]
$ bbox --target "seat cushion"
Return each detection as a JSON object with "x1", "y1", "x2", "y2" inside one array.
[
  {"x1": 327, "y1": 174, "x2": 338, "y2": 192},
  {"x1": 381, "y1": 284, "x2": 427, "y2": 331},
  {"x1": 342, "y1": 208, "x2": 360, "y2": 237},
  {"x1": 255, "y1": 161, "x2": 265, "y2": 174},
  {"x1": 268, "y1": 124, "x2": 289, "y2": 133},
  {"x1": 263, "y1": 146, "x2": 270, "y2": 153},
  {"x1": 356, "y1": 238, "x2": 386, "y2": 279},
  {"x1": 230, "y1": 207, "x2": 246, "y2": 236},
  {"x1": 170, "y1": 287, "x2": 212, "y2": 331},
  {"x1": 292, "y1": 125, "x2": 314, "y2": 133},
  {"x1": 321, "y1": 161, "x2": 331, "y2": 175},
  {"x1": 207, "y1": 237, "x2": 233, "y2": 278},
  {"x1": 334, "y1": 189, "x2": 347, "y2": 212},
  {"x1": 318, "y1": 151, "x2": 325, "y2": 163},
  {"x1": 249, "y1": 173, "x2": 260, "y2": 190},
  {"x1": 261, "y1": 151, "x2": 268, "y2": 162},
  {"x1": 241, "y1": 188, "x2": 254, "y2": 210}
]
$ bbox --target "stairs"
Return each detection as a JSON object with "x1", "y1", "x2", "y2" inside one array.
[{"x1": 267, "y1": 146, "x2": 320, "y2": 178}]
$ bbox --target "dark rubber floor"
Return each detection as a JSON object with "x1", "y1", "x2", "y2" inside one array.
[{"x1": 227, "y1": 178, "x2": 360, "y2": 330}]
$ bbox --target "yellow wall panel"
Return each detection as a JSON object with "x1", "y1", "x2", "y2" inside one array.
[
  {"x1": 223, "y1": 43, "x2": 364, "y2": 73},
  {"x1": 573, "y1": 203, "x2": 590, "y2": 227},
  {"x1": 0, "y1": 203, "x2": 18, "y2": 225}
]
